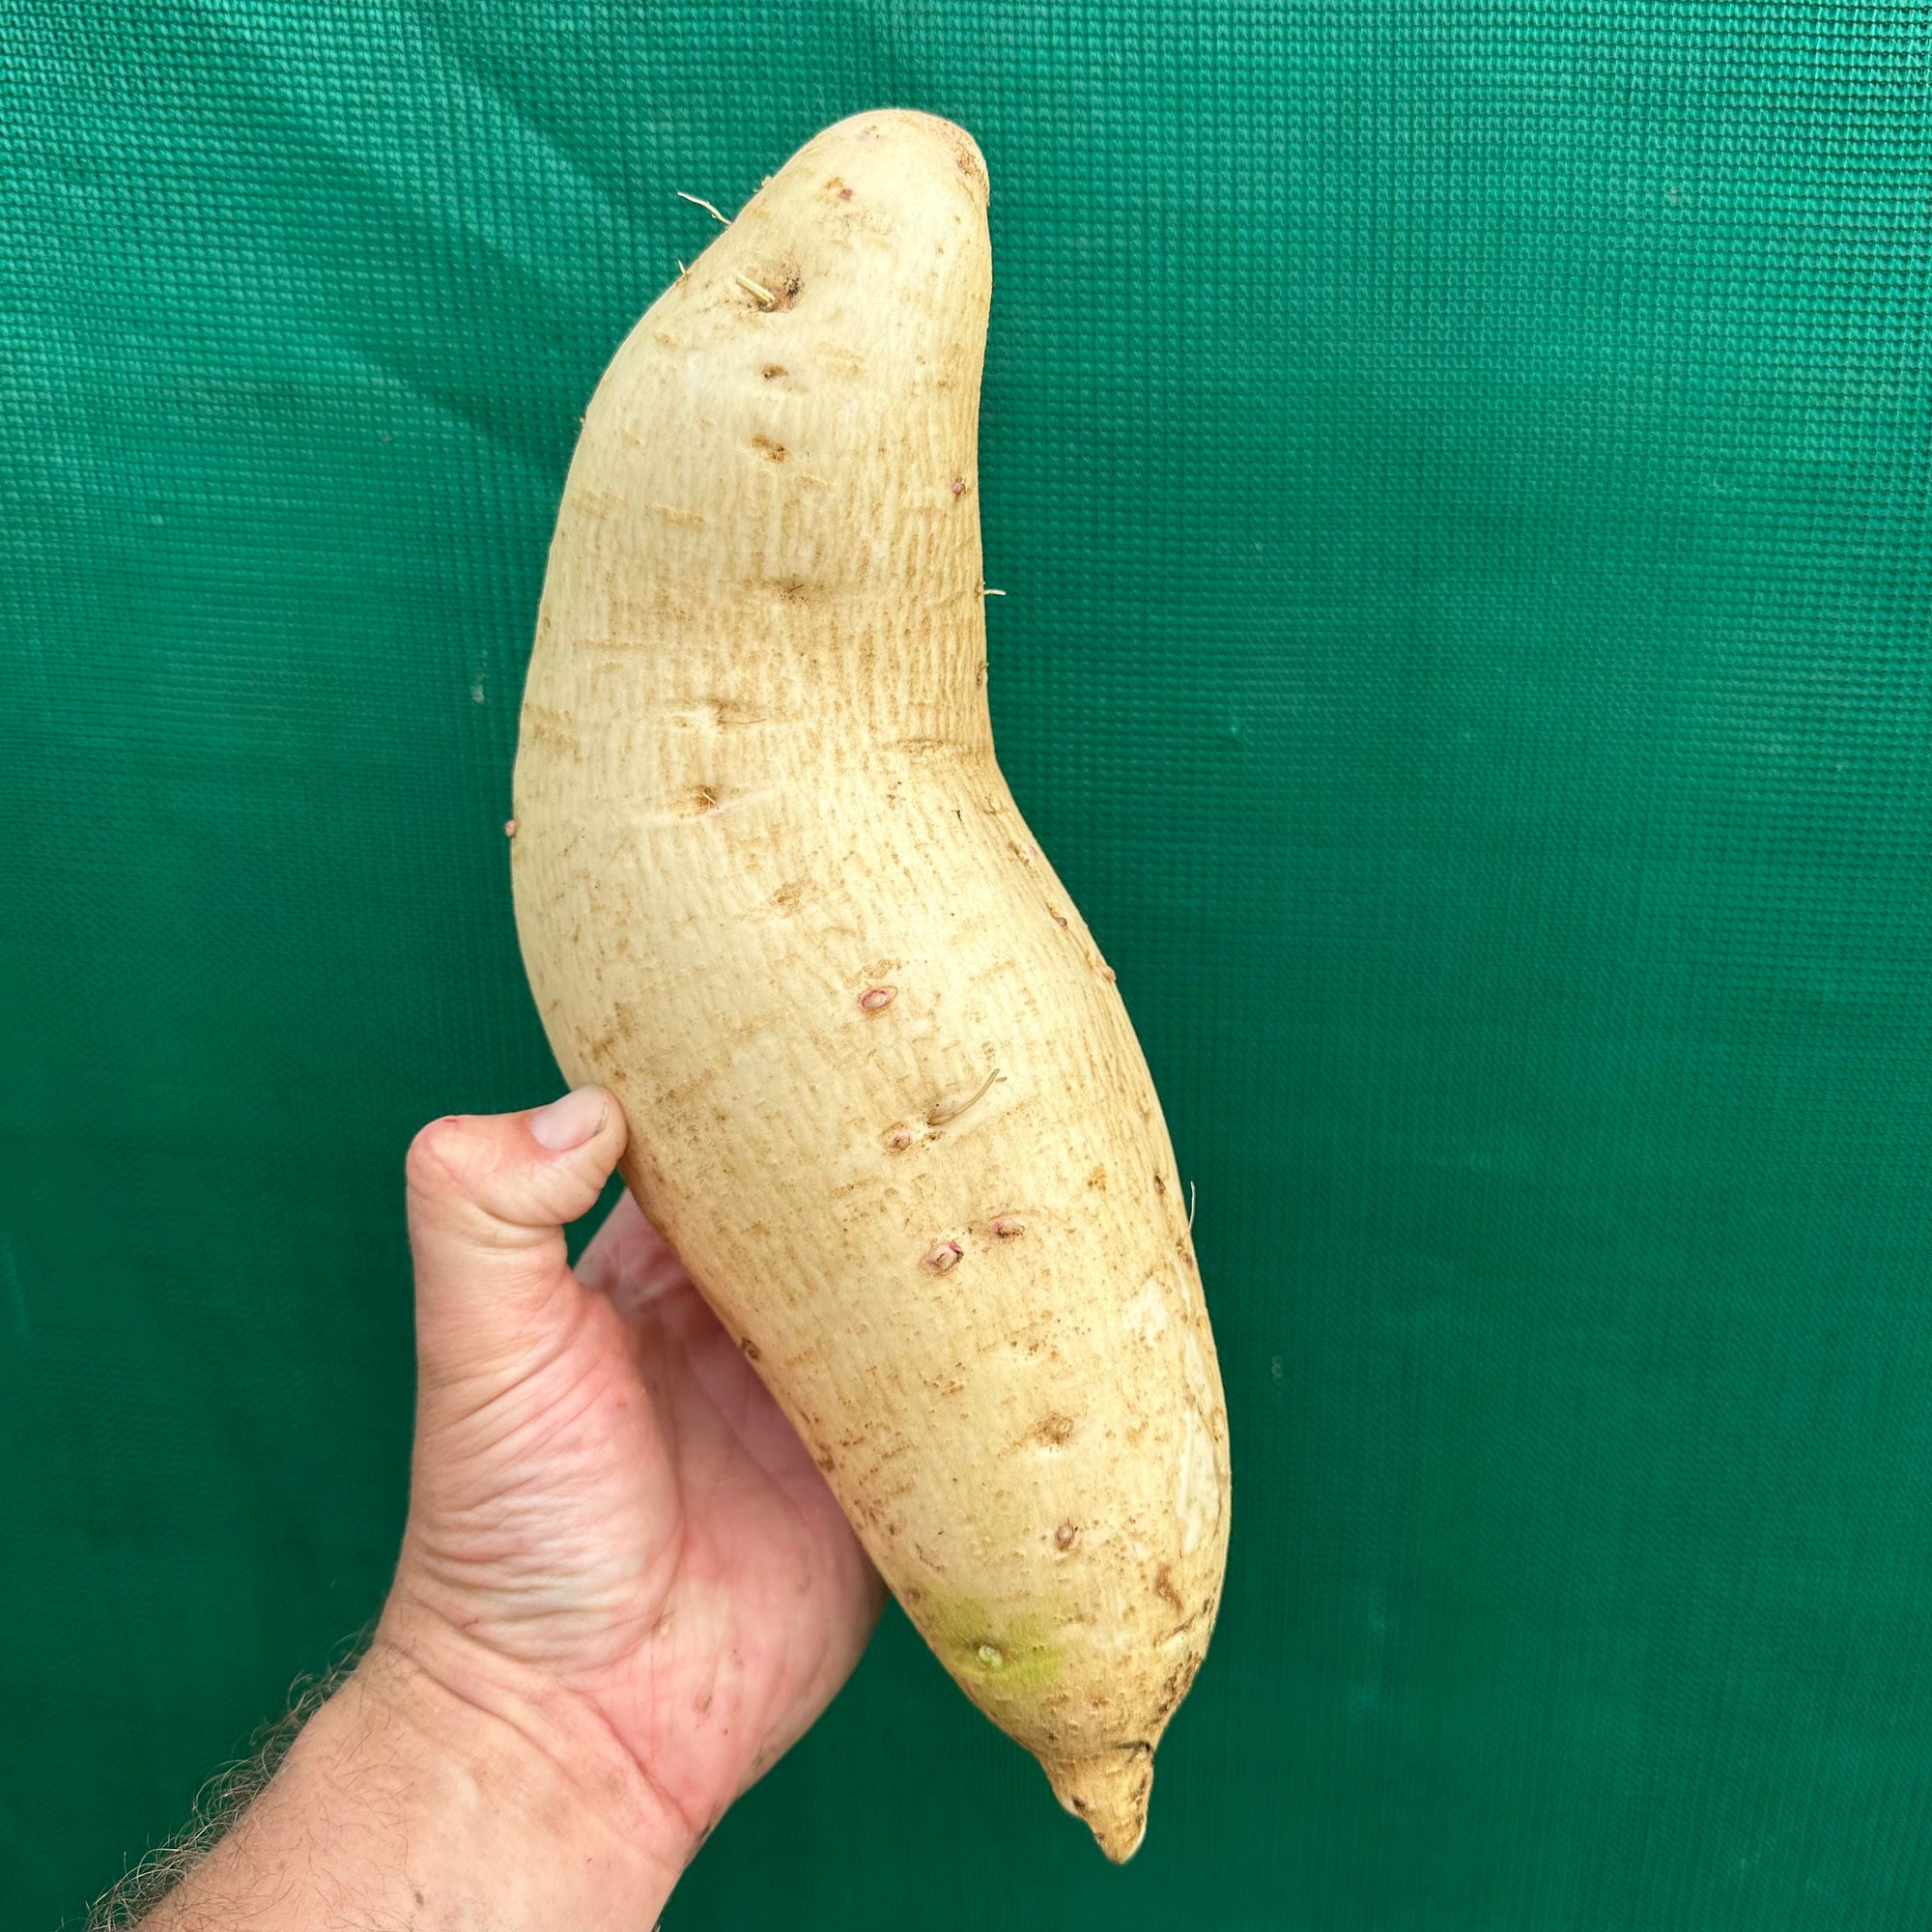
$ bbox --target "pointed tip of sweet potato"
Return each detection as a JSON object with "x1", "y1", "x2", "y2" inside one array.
[{"x1": 1043, "y1": 1745, "x2": 1154, "y2": 1862}]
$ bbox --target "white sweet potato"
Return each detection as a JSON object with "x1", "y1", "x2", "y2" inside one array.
[{"x1": 511, "y1": 108, "x2": 1230, "y2": 1861}]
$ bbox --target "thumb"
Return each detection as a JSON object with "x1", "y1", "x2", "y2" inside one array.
[{"x1": 404, "y1": 1087, "x2": 629, "y2": 1390}]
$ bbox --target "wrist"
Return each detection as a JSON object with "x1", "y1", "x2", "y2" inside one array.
[
  {"x1": 355, "y1": 1596, "x2": 699, "y2": 1898},
  {"x1": 144, "y1": 1607, "x2": 693, "y2": 1931}
]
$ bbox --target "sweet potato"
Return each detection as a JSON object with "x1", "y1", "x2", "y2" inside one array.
[{"x1": 511, "y1": 108, "x2": 1230, "y2": 1861}]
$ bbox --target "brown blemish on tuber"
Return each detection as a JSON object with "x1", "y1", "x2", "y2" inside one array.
[
  {"x1": 740, "y1": 265, "x2": 804, "y2": 311},
  {"x1": 1153, "y1": 1655, "x2": 1200, "y2": 1722},
  {"x1": 817, "y1": 342, "x2": 866, "y2": 378}
]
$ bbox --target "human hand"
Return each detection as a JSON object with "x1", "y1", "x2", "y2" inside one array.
[
  {"x1": 128, "y1": 1088, "x2": 882, "y2": 1932},
  {"x1": 377, "y1": 1087, "x2": 883, "y2": 1880}
]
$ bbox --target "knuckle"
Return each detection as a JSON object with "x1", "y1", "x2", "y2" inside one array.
[
  {"x1": 405, "y1": 1115, "x2": 482, "y2": 1202},
  {"x1": 407, "y1": 1115, "x2": 584, "y2": 1239},
  {"x1": 405, "y1": 1109, "x2": 612, "y2": 1242}
]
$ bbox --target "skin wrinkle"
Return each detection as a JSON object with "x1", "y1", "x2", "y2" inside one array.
[
  {"x1": 425, "y1": 1316, "x2": 631, "y2": 1469},
  {"x1": 373, "y1": 1623, "x2": 706, "y2": 1855}
]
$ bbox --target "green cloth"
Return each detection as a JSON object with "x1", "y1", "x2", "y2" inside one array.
[{"x1": 6, "y1": 3, "x2": 1931, "y2": 1924}]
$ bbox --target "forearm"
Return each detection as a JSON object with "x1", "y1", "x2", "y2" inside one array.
[{"x1": 136, "y1": 1633, "x2": 688, "y2": 1932}]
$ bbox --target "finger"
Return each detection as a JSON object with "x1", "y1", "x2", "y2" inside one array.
[
  {"x1": 404, "y1": 1086, "x2": 628, "y2": 1388},
  {"x1": 575, "y1": 1191, "x2": 692, "y2": 1318}
]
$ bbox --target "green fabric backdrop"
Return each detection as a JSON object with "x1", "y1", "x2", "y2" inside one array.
[{"x1": 7, "y1": 2, "x2": 1932, "y2": 1924}]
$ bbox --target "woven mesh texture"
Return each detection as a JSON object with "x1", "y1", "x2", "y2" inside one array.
[{"x1": 6, "y1": 4, "x2": 1931, "y2": 1925}]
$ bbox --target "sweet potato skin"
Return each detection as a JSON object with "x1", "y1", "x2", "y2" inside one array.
[{"x1": 512, "y1": 109, "x2": 1230, "y2": 1861}]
